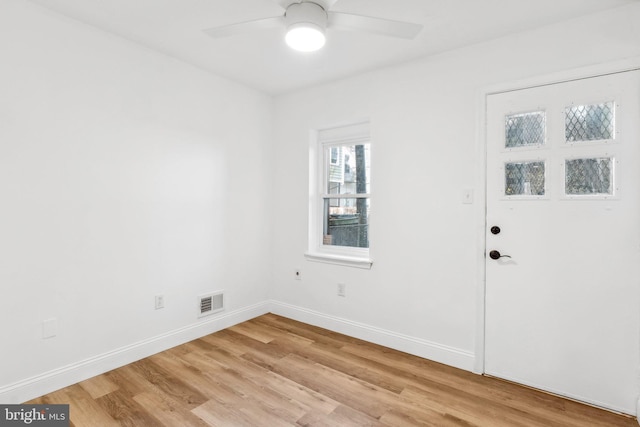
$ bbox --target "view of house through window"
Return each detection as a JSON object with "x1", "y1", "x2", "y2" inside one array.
[{"x1": 323, "y1": 142, "x2": 371, "y2": 248}]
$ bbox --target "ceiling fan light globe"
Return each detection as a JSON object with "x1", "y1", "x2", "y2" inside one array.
[{"x1": 286, "y1": 24, "x2": 326, "y2": 52}]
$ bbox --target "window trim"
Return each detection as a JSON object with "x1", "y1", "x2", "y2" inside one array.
[{"x1": 306, "y1": 121, "x2": 373, "y2": 269}]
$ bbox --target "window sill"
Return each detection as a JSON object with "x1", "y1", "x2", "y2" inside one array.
[{"x1": 304, "y1": 252, "x2": 373, "y2": 269}]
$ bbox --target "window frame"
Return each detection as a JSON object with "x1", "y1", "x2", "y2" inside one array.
[{"x1": 305, "y1": 121, "x2": 373, "y2": 269}]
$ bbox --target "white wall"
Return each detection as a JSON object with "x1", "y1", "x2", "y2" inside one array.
[
  {"x1": 271, "y1": 3, "x2": 640, "y2": 372},
  {"x1": 0, "y1": 0, "x2": 273, "y2": 402},
  {"x1": 3, "y1": 0, "x2": 640, "y2": 409}
]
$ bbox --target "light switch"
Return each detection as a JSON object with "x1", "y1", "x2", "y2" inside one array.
[{"x1": 462, "y1": 189, "x2": 474, "y2": 204}]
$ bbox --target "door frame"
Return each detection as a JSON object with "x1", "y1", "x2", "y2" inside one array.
[{"x1": 474, "y1": 56, "x2": 640, "y2": 414}]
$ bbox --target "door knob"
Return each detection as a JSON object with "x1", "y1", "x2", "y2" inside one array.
[{"x1": 489, "y1": 250, "x2": 511, "y2": 260}]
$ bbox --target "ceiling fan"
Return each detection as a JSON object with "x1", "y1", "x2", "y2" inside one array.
[{"x1": 203, "y1": 0, "x2": 423, "y2": 52}]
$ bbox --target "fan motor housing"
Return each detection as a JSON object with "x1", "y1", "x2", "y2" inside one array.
[{"x1": 285, "y1": 2, "x2": 328, "y2": 30}]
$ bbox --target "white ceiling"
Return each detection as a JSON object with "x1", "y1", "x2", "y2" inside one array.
[{"x1": 28, "y1": 0, "x2": 636, "y2": 95}]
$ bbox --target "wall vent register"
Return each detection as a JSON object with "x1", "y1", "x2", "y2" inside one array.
[{"x1": 198, "y1": 291, "x2": 224, "y2": 318}]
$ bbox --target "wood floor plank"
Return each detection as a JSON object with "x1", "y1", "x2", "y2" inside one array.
[
  {"x1": 297, "y1": 404, "x2": 390, "y2": 427},
  {"x1": 257, "y1": 313, "x2": 363, "y2": 347},
  {"x1": 272, "y1": 353, "x2": 398, "y2": 419},
  {"x1": 228, "y1": 321, "x2": 281, "y2": 344},
  {"x1": 286, "y1": 340, "x2": 407, "y2": 394},
  {"x1": 399, "y1": 384, "x2": 544, "y2": 427},
  {"x1": 178, "y1": 348, "x2": 310, "y2": 422},
  {"x1": 191, "y1": 399, "x2": 256, "y2": 427},
  {"x1": 192, "y1": 392, "x2": 297, "y2": 427},
  {"x1": 78, "y1": 374, "x2": 119, "y2": 399},
  {"x1": 103, "y1": 365, "x2": 158, "y2": 399},
  {"x1": 26, "y1": 314, "x2": 638, "y2": 426},
  {"x1": 190, "y1": 342, "x2": 341, "y2": 415},
  {"x1": 95, "y1": 389, "x2": 162, "y2": 426},
  {"x1": 379, "y1": 408, "x2": 470, "y2": 427},
  {"x1": 30, "y1": 384, "x2": 120, "y2": 427},
  {"x1": 128, "y1": 358, "x2": 208, "y2": 409},
  {"x1": 132, "y1": 391, "x2": 209, "y2": 427},
  {"x1": 340, "y1": 338, "x2": 624, "y2": 426},
  {"x1": 147, "y1": 351, "x2": 227, "y2": 400},
  {"x1": 201, "y1": 328, "x2": 288, "y2": 366}
]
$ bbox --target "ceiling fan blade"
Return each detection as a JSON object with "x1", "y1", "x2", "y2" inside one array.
[
  {"x1": 328, "y1": 12, "x2": 423, "y2": 39},
  {"x1": 275, "y1": 0, "x2": 292, "y2": 8},
  {"x1": 203, "y1": 16, "x2": 284, "y2": 38},
  {"x1": 313, "y1": 0, "x2": 339, "y2": 10}
]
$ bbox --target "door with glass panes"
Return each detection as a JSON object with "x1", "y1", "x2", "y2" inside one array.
[{"x1": 485, "y1": 70, "x2": 640, "y2": 415}]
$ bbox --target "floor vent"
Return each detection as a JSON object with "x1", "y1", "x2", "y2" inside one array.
[{"x1": 198, "y1": 291, "x2": 224, "y2": 318}]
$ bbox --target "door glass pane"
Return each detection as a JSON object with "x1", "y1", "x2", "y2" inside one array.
[
  {"x1": 505, "y1": 161, "x2": 545, "y2": 196},
  {"x1": 565, "y1": 102, "x2": 614, "y2": 142},
  {"x1": 565, "y1": 158, "x2": 613, "y2": 195},
  {"x1": 505, "y1": 111, "x2": 546, "y2": 148},
  {"x1": 323, "y1": 198, "x2": 369, "y2": 248}
]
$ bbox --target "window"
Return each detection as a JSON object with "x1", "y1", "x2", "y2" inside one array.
[
  {"x1": 329, "y1": 146, "x2": 340, "y2": 165},
  {"x1": 565, "y1": 102, "x2": 615, "y2": 142},
  {"x1": 505, "y1": 111, "x2": 546, "y2": 148},
  {"x1": 505, "y1": 161, "x2": 545, "y2": 196},
  {"x1": 563, "y1": 101, "x2": 617, "y2": 198},
  {"x1": 306, "y1": 121, "x2": 372, "y2": 269},
  {"x1": 565, "y1": 157, "x2": 613, "y2": 196}
]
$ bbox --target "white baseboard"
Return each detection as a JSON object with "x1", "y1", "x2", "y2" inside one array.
[
  {"x1": 3, "y1": 300, "x2": 477, "y2": 404},
  {"x1": 269, "y1": 300, "x2": 475, "y2": 372},
  {"x1": 0, "y1": 301, "x2": 270, "y2": 404}
]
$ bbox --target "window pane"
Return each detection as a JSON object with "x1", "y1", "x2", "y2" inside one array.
[
  {"x1": 505, "y1": 161, "x2": 545, "y2": 196},
  {"x1": 505, "y1": 111, "x2": 546, "y2": 148},
  {"x1": 565, "y1": 158, "x2": 613, "y2": 195},
  {"x1": 565, "y1": 102, "x2": 614, "y2": 142},
  {"x1": 330, "y1": 147, "x2": 339, "y2": 165},
  {"x1": 326, "y1": 143, "x2": 370, "y2": 195},
  {"x1": 323, "y1": 198, "x2": 369, "y2": 248}
]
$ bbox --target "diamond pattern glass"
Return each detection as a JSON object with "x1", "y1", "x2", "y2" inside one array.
[
  {"x1": 505, "y1": 111, "x2": 546, "y2": 148},
  {"x1": 565, "y1": 158, "x2": 612, "y2": 195},
  {"x1": 565, "y1": 102, "x2": 614, "y2": 142},
  {"x1": 505, "y1": 161, "x2": 545, "y2": 196}
]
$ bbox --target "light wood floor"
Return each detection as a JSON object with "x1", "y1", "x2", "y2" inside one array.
[{"x1": 28, "y1": 314, "x2": 636, "y2": 426}]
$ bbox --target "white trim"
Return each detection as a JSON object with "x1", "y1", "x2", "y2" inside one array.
[
  {"x1": 317, "y1": 120, "x2": 371, "y2": 144},
  {"x1": 494, "y1": 372, "x2": 635, "y2": 416},
  {"x1": 310, "y1": 120, "x2": 372, "y2": 262},
  {"x1": 0, "y1": 301, "x2": 270, "y2": 404},
  {"x1": 477, "y1": 55, "x2": 640, "y2": 413},
  {"x1": 304, "y1": 251, "x2": 373, "y2": 269},
  {"x1": 5, "y1": 299, "x2": 473, "y2": 404},
  {"x1": 483, "y1": 57, "x2": 640, "y2": 96},
  {"x1": 320, "y1": 194, "x2": 369, "y2": 199},
  {"x1": 270, "y1": 300, "x2": 475, "y2": 372},
  {"x1": 473, "y1": 83, "x2": 489, "y2": 374},
  {"x1": 321, "y1": 136, "x2": 370, "y2": 146}
]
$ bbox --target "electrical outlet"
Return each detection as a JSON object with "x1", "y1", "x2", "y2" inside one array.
[
  {"x1": 337, "y1": 283, "x2": 346, "y2": 297},
  {"x1": 294, "y1": 268, "x2": 302, "y2": 280},
  {"x1": 155, "y1": 295, "x2": 165, "y2": 310}
]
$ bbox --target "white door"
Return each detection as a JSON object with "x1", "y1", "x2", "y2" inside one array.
[{"x1": 485, "y1": 70, "x2": 640, "y2": 415}]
